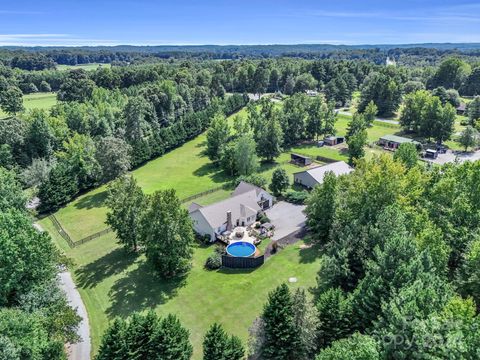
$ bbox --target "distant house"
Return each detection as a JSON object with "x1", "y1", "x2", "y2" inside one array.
[
  {"x1": 189, "y1": 182, "x2": 274, "y2": 241},
  {"x1": 457, "y1": 103, "x2": 467, "y2": 116},
  {"x1": 378, "y1": 135, "x2": 420, "y2": 150},
  {"x1": 294, "y1": 161, "x2": 353, "y2": 189},
  {"x1": 291, "y1": 153, "x2": 312, "y2": 166},
  {"x1": 324, "y1": 136, "x2": 345, "y2": 146},
  {"x1": 306, "y1": 90, "x2": 318, "y2": 97}
]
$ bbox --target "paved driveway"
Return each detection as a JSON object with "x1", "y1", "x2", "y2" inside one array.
[
  {"x1": 265, "y1": 201, "x2": 306, "y2": 240},
  {"x1": 424, "y1": 149, "x2": 480, "y2": 165}
]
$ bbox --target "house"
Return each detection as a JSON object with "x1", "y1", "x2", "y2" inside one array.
[
  {"x1": 457, "y1": 103, "x2": 467, "y2": 116},
  {"x1": 306, "y1": 90, "x2": 318, "y2": 97},
  {"x1": 189, "y1": 182, "x2": 274, "y2": 241},
  {"x1": 291, "y1": 153, "x2": 312, "y2": 166},
  {"x1": 324, "y1": 136, "x2": 345, "y2": 146},
  {"x1": 378, "y1": 135, "x2": 420, "y2": 150},
  {"x1": 294, "y1": 161, "x2": 353, "y2": 189}
]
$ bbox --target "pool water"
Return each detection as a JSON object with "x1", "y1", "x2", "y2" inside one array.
[{"x1": 226, "y1": 242, "x2": 256, "y2": 257}]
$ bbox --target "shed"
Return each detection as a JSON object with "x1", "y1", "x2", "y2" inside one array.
[
  {"x1": 291, "y1": 153, "x2": 312, "y2": 166},
  {"x1": 457, "y1": 104, "x2": 467, "y2": 116},
  {"x1": 324, "y1": 136, "x2": 345, "y2": 146},
  {"x1": 378, "y1": 135, "x2": 420, "y2": 150},
  {"x1": 425, "y1": 149, "x2": 438, "y2": 159}
]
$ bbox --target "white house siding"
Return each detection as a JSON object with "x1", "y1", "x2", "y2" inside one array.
[
  {"x1": 190, "y1": 211, "x2": 215, "y2": 240},
  {"x1": 257, "y1": 189, "x2": 274, "y2": 208},
  {"x1": 294, "y1": 172, "x2": 318, "y2": 189}
]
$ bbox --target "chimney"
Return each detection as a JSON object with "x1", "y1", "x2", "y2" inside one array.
[{"x1": 226, "y1": 211, "x2": 233, "y2": 231}]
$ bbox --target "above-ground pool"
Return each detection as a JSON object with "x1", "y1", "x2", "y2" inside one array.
[{"x1": 226, "y1": 241, "x2": 256, "y2": 257}]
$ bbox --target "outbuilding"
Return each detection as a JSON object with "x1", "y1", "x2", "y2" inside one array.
[
  {"x1": 378, "y1": 134, "x2": 420, "y2": 150},
  {"x1": 457, "y1": 104, "x2": 467, "y2": 116},
  {"x1": 293, "y1": 161, "x2": 353, "y2": 189},
  {"x1": 324, "y1": 136, "x2": 345, "y2": 146},
  {"x1": 291, "y1": 153, "x2": 312, "y2": 166}
]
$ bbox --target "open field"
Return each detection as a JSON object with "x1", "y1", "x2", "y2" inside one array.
[
  {"x1": 0, "y1": 92, "x2": 57, "y2": 118},
  {"x1": 57, "y1": 63, "x2": 111, "y2": 71},
  {"x1": 45, "y1": 220, "x2": 321, "y2": 358}
]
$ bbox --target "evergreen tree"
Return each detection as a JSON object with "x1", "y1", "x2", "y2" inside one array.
[
  {"x1": 38, "y1": 161, "x2": 79, "y2": 212},
  {"x1": 262, "y1": 283, "x2": 299, "y2": 360},
  {"x1": 457, "y1": 239, "x2": 480, "y2": 310},
  {"x1": 269, "y1": 168, "x2": 290, "y2": 196},
  {"x1": 152, "y1": 314, "x2": 193, "y2": 360},
  {"x1": 292, "y1": 289, "x2": 319, "y2": 359},
  {"x1": 316, "y1": 333, "x2": 380, "y2": 360},
  {"x1": 96, "y1": 319, "x2": 128, "y2": 360},
  {"x1": 306, "y1": 171, "x2": 339, "y2": 243},
  {"x1": 203, "y1": 323, "x2": 243, "y2": 360}
]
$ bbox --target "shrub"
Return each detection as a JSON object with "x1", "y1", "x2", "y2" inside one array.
[
  {"x1": 205, "y1": 246, "x2": 224, "y2": 270},
  {"x1": 259, "y1": 215, "x2": 270, "y2": 224},
  {"x1": 284, "y1": 190, "x2": 309, "y2": 205}
]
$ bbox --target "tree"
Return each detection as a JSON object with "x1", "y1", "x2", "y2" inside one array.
[
  {"x1": 95, "y1": 136, "x2": 132, "y2": 182},
  {"x1": 393, "y1": 142, "x2": 418, "y2": 169},
  {"x1": 262, "y1": 284, "x2": 299, "y2": 360},
  {"x1": 361, "y1": 101, "x2": 377, "y2": 127},
  {"x1": 206, "y1": 112, "x2": 230, "y2": 162},
  {"x1": 358, "y1": 72, "x2": 402, "y2": 117},
  {"x1": 0, "y1": 209, "x2": 57, "y2": 306},
  {"x1": 458, "y1": 126, "x2": 479, "y2": 152},
  {"x1": 282, "y1": 93, "x2": 309, "y2": 144},
  {"x1": 96, "y1": 318, "x2": 127, "y2": 360},
  {"x1": 234, "y1": 134, "x2": 258, "y2": 176},
  {"x1": 468, "y1": 96, "x2": 480, "y2": 125},
  {"x1": 461, "y1": 66, "x2": 480, "y2": 96},
  {"x1": 346, "y1": 114, "x2": 368, "y2": 165},
  {"x1": 58, "y1": 69, "x2": 96, "y2": 102},
  {"x1": 429, "y1": 57, "x2": 471, "y2": 90},
  {"x1": 106, "y1": 176, "x2": 146, "y2": 252},
  {"x1": 269, "y1": 168, "x2": 290, "y2": 196},
  {"x1": 255, "y1": 110, "x2": 283, "y2": 161},
  {"x1": 0, "y1": 167, "x2": 27, "y2": 213},
  {"x1": 203, "y1": 323, "x2": 244, "y2": 360},
  {"x1": 315, "y1": 333, "x2": 380, "y2": 360},
  {"x1": 141, "y1": 189, "x2": 194, "y2": 277},
  {"x1": 294, "y1": 73, "x2": 317, "y2": 93},
  {"x1": 457, "y1": 239, "x2": 480, "y2": 310},
  {"x1": 152, "y1": 314, "x2": 193, "y2": 360},
  {"x1": 306, "y1": 96, "x2": 326, "y2": 140},
  {"x1": 38, "y1": 161, "x2": 79, "y2": 212},
  {"x1": 57, "y1": 133, "x2": 100, "y2": 190},
  {"x1": 26, "y1": 109, "x2": 55, "y2": 160},
  {"x1": 292, "y1": 288, "x2": 319, "y2": 359},
  {"x1": 306, "y1": 171, "x2": 339, "y2": 243},
  {"x1": 400, "y1": 90, "x2": 430, "y2": 133},
  {"x1": 39, "y1": 80, "x2": 52, "y2": 92},
  {"x1": 315, "y1": 288, "x2": 353, "y2": 349},
  {"x1": 0, "y1": 86, "x2": 24, "y2": 115}
]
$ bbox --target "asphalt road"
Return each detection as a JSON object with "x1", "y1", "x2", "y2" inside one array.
[{"x1": 34, "y1": 223, "x2": 91, "y2": 360}]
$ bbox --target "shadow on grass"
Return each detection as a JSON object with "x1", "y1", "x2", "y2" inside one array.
[
  {"x1": 216, "y1": 267, "x2": 257, "y2": 275},
  {"x1": 74, "y1": 190, "x2": 108, "y2": 210},
  {"x1": 299, "y1": 244, "x2": 323, "y2": 264},
  {"x1": 106, "y1": 261, "x2": 187, "y2": 319},
  {"x1": 192, "y1": 162, "x2": 232, "y2": 184},
  {"x1": 75, "y1": 248, "x2": 138, "y2": 289}
]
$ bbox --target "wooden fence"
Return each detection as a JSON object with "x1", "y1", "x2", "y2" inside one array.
[
  {"x1": 180, "y1": 186, "x2": 225, "y2": 204},
  {"x1": 222, "y1": 254, "x2": 265, "y2": 269}
]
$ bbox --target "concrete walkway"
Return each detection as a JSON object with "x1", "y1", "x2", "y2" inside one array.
[{"x1": 34, "y1": 223, "x2": 91, "y2": 360}]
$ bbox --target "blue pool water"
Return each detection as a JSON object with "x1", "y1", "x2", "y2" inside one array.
[{"x1": 226, "y1": 242, "x2": 256, "y2": 257}]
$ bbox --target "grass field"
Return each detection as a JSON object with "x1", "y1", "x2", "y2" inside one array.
[
  {"x1": 0, "y1": 92, "x2": 57, "y2": 119},
  {"x1": 43, "y1": 214, "x2": 322, "y2": 359},
  {"x1": 57, "y1": 63, "x2": 111, "y2": 71}
]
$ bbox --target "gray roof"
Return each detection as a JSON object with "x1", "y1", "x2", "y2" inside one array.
[
  {"x1": 190, "y1": 187, "x2": 261, "y2": 230},
  {"x1": 295, "y1": 161, "x2": 353, "y2": 184},
  {"x1": 379, "y1": 134, "x2": 420, "y2": 145},
  {"x1": 188, "y1": 202, "x2": 203, "y2": 213},
  {"x1": 231, "y1": 181, "x2": 265, "y2": 197}
]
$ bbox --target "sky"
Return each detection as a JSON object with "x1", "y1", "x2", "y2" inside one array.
[{"x1": 1, "y1": 0, "x2": 480, "y2": 46}]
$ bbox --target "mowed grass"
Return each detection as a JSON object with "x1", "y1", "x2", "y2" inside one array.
[
  {"x1": 57, "y1": 63, "x2": 111, "y2": 71},
  {"x1": 39, "y1": 107, "x2": 308, "y2": 239},
  {"x1": 0, "y1": 92, "x2": 57, "y2": 119},
  {"x1": 48, "y1": 220, "x2": 321, "y2": 359}
]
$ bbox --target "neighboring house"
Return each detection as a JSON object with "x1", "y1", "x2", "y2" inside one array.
[
  {"x1": 457, "y1": 103, "x2": 467, "y2": 116},
  {"x1": 294, "y1": 161, "x2": 353, "y2": 189},
  {"x1": 306, "y1": 90, "x2": 318, "y2": 97},
  {"x1": 378, "y1": 134, "x2": 420, "y2": 150},
  {"x1": 189, "y1": 182, "x2": 274, "y2": 241}
]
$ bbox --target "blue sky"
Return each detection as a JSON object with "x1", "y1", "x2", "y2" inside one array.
[{"x1": 1, "y1": 0, "x2": 480, "y2": 46}]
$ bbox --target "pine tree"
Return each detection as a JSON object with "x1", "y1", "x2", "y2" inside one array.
[
  {"x1": 152, "y1": 314, "x2": 193, "y2": 360},
  {"x1": 203, "y1": 323, "x2": 229, "y2": 360},
  {"x1": 96, "y1": 319, "x2": 128, "y2": 360},
  {"x1": 262, "y1": 283, "x2": 299, "y2": 360},
  {"x1": 292, "y1": 289, "x2": 319, "y2": 359}
]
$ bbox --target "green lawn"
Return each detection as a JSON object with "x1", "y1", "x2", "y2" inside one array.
[
  {"x1": 48, "y1": 224, "x2": 321, "y2": 359},
  {"x1": 0, "y1": 92, "x2": 57, "y2": 119},
  {"x1": 57, "y1": 63, "x2": 111, "y2": 71}
]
